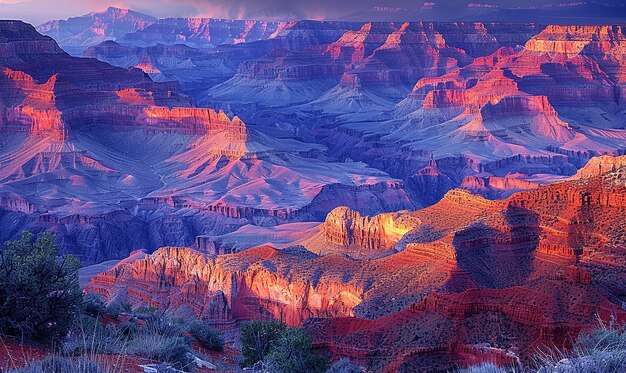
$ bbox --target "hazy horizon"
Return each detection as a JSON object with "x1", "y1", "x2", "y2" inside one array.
[{"x1": 1, "y1": 0, "x2": 626, "y2": 26}]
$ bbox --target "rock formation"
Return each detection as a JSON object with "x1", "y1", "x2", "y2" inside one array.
[
  {"x1": 460, "y1": 175, "x2": 539, "y2": 199},
  {"x1": 322, "y1": 207, "x2": 410, "y2": 252},
  {"x1": 88, "y1": 246, "x2": 363, "y2": 326}
]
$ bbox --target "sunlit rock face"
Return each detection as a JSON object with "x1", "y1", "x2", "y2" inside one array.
[
  {"x1": 322, "y1": 206, "x2": 411, "y2": 252},
  {"x1": 508, "y1": 25, "x2": 626, "y2": 108},
  {"x1": 574, "y1": 154, "x2": 626, "y2": 179},
  {"x1": 88, "y1": 246, "x2": 364, "y2": 326}
]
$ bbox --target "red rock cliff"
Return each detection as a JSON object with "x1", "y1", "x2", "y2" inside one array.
[{"x1": 88, "y1": 246, "x2": 363, "y2": 326}]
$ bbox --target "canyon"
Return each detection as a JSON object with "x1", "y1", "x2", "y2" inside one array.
[{"x1": 1, "y1": 8, "x2": 626, "y2": 371}]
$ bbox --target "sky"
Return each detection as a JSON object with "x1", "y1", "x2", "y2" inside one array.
[{"x1": 1, "y1": 0, "x2": 625, "y2": 25}]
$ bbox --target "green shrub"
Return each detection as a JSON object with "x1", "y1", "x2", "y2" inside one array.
[
  {"x1": 105, "y1": 302, "x2": 123, "y2": 319},
  {"x1": 240, "y1": 321, "x2": 327, "y2": 372},
  {"x1": 265, "y1": 327, "x2": 328, "y2": 373},
  {"x1": 59, "y1": 315, "x2": 124, "y2": 356},
  {"x1": 135, "y1": 306, "x2": 156, "y2": 316},
  {"x1": 240, "y1": 321, "x2": 286, "y2": 367},
  {"x1": 0, "y1": 232, "x2": 82, "y2": 339},
  {"x1": 82, "y1": 294, "x2": 106, "y2": 318},
  {"x1": 117, "y1": 320, "x2": 139, "y2": 338},
  {"x1": 535, "y1": 321, "x2": 626, "y2": 373},
  {"x1": 141, "y1": 313, "x2": 187, "y2": 337},
  {"x1": 188, "y1": 320, "x2": 224, "y2": 351}
]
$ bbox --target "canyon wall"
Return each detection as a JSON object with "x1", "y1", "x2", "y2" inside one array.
[{"x1": 88, "y1": 246, "x2": 363, "y2": 326}]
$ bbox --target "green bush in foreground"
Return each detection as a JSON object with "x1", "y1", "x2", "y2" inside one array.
[
  {"x1": 0, "y1": 232, "x2": 82, "y2": 339},
  {"x1": 265, "y1": 327, "x2": 328, "y2": 373},
  {"x1": 240, "y1": 321, "x2": 286, "y2": 367},
  {"x1": 464, "y1": 321, "x2": 626, "y2": 372},
  {"x1": 535, "y1": 320, "x2": 626, "y2": 373},
  {"x1": 240, "y1": 321, "x2": 328, "y2": 373}
]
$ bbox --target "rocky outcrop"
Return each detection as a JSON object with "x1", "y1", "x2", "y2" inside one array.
[
  {"x1": 320, "y1": 188, "x2": 491, "y2": 254},
  {"x1": 574, "y1": 155, "x2": 626, "y2": 179},
  {"x1": 460, "y1": 176, "x2": 539, "y2": 198},
  {"x1": 0, "y1": 68, "x2": 66, "y2": 140},
  {"x1": 88, "y1": 246, "x2": 363, "y2": 326},
  {"x1": 304, "y1": 180, "x2": 413, "y2": 220},
  {"x1": 422, "y1": 89, "x2": 468, "y2": 109},
  {"x1": 480, "y1": 95, "x2": 560, "y2": 119},
  {"x1": 322, "y1": 207, "x2": 410, "y2": 251},
  {"x1": 0, "y1": 193, "x2": 36, "y2": 214},
  {"x1": 324, "y1": 23, "x2": 393, "y2": 63},
  {"x1": 524, "y1": 25, "x2": 626, "y2": 59},
  {"x1": 512, "y1": 25, "x2": 626, "y2": 106},
  {"x1": 405, "y1": 159, "x2": 457, "y2": 206},
  {"x1": 139, "y1": 107, "x2": 248, "y2": 138}
]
